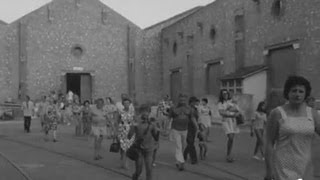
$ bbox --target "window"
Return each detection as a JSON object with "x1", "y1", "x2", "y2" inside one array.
[
  {"x1": 71, "y1": 45, "x2": 84, "y2": 58},
  {"x1": 272, "y1": 0, "x2": 285, "y2": 17},
  {"x1": 173, "y1": 41, "x2": 178, "y2": 56},
  {"x1": 164, "y1": 38, "x2": 169, "y2": 48},
  {"x1": 197, "y1": 22, "x2": 203, "y2": 36},
  {"x1": 221, "y1": 79, "x2": 243, "y2": 94},
  {"x1": 210, "y1": 26, "x2": 216, "y2": 41}
]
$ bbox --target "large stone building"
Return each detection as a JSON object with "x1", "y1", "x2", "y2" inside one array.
[
  {"x1": 1, "y1": 0, "x2": 320, "y2": 109},
  {"x1": 161, "y1": 0, "x2": 320, "y2": 111},
  {"x1": 0, "y1": 0, "x2": 141, "y2": 103}
]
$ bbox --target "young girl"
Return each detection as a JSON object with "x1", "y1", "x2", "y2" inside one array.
[
  {"x1": 251, "y1": 101, "x2": 267, "y2": 160},
  {"x1": 150, "y1": 117, "x2": 160, "y2": 167},
  {"x1": 198, "y1": 98, "x2": 212, "y2": 141},
  {"x1": 198, "y1": 123, "x2": 208, "y2": 160}
]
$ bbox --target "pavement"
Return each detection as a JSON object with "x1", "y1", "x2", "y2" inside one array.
[{"x1": 0, "y1": 118, "x2": 319, "y2": 180}]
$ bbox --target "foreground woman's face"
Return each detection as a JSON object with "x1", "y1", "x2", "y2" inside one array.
[{"x1": 288, "y1": 85, "x2": 306, "y2": 105}]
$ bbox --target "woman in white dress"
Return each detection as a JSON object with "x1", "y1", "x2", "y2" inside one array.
[{"x1": 218, "y1": 90, "x2": 240, "y2": 163}]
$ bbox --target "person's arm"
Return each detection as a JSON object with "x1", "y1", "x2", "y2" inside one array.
[
  {"x1": 151, "y1": 124, "x2": 160, "y2": 141},
  {"x1": 190, "y1": 109, "x2": 198, "y2": 132},
  {"x1": 264, "y1": 109, "x2": 281, "y2": 180},
  {"x1": 218, "y1": 103, "x2": 237, "y2": 118},
  {"x1": 312, "y1": 109, "x2": 320, "y2": 136},
  {"x1": 127, "y1": 125, "x2": 136, "y2": 139}
]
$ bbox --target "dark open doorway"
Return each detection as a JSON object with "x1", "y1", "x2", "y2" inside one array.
[
  {"x1": 65, "y1": 73, "x2": 92, "y2": 103},
  {"x1": 66, "y1": 73, "x2": 81, "y2": 98}
]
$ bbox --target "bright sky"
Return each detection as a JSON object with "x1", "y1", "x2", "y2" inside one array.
[{"x1": 0, "y1": 0, "x2": 215, "y2": 28}]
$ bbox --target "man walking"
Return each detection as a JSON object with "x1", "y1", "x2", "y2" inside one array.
[
  {"x1": 169, "y1": 94, "x2": 198, "y2": 171},
  {"x1": 22, "y1": 95, "x2": 34, "y2": 133},
  {"x1": 183, "y1": 96, "x2": 199, "y2": 164}
]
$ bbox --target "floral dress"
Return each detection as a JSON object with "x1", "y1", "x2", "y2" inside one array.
[
  {"x1": 118, "y1": 110, "x2": 135, "y2": 151},
  {"x1": 44, "y1": 104, "x2": 58, "y2": 132}
]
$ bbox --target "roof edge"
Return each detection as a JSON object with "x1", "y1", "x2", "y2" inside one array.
[{"x1": 143, "y1": 6, "x2": 203, "y2": 31}]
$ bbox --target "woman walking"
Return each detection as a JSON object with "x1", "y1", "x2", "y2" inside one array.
[
  {"x1": 91, "y1": 98, "x2": 108, "y2": 160},
  {"x1": 104, "y1": 97, "x2": 118, "y2": 139},
  {"x1": 117, "y1": 98, "x2": 135, "y2": 169},
  {"x1": 265, "y1": 76, "x2": 320, "y2": 180},
  {"x1": 251, "y1": 101, "x2": 267, "y2": 161},
  {"x1": 82, "y1": 100, "x2": 92, "y2": 136},
  {"x1": 44, "y1": 98, "x2": 59, "y2": 142},
  {"x1": 218, "y1": 90, "x2": 241, "y2": 163},
  {"x1": 72, "y1": 97, "x2": 83, "y2": 136},
  {"x1": 128, "y1": 104, "x2": 160, "y2": 180}
]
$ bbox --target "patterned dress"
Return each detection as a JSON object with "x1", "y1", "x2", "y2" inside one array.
[
  {"x1": 118, "y1": 110, "x2": 135, "y2": 151},
  {"x1": 44, "y1": 104, "x2": 58, "y2": 132},
  {"x1": 274, "y1": 106, "x2": 315, "y2": 180}
]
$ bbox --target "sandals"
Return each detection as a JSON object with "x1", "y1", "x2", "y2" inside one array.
[{"x1": 226, "y1": 156, "x2": 235, "y2": 163}]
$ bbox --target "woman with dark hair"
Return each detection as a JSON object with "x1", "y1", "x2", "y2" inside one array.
[
  {"x1": 251, "y1": 101, "x2": 267, "y2": 161},
  {"x1": 265, "y1": 76, "x2": 320, "y2": 180},
  {"x1": 117, "y1": 98, "x2": 136, "y2": 169},
  {"x1": 104, "y1": 97, "x2": 118, "y2": 139},
  {"x1": 82, "y1": 100, "x2": 92, "y2": 136},
  {"x1": 217, "y1": 89, "x2": 240, "y2": 162}
]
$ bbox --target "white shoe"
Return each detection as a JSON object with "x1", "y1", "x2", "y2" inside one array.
[{"x1": 253, "y1": 155, "x2": 260, "y2": 160}]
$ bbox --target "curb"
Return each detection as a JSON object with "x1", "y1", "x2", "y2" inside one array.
[{"x1": 0, "y1": 151, "x2": 33, "y2": 180}]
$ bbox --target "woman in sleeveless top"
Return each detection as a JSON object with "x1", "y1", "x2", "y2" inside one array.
[
  {"x1": 251, "y1": 101, "x2": 267, "y2": 160},
  {"x1": 265, "y1": 76, "x2": 320, "y2": 180}
]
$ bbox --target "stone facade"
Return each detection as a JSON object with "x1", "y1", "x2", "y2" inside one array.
[
  {"x1": 0, "y1": 0, "x2": 141, "y2": 102},
  {"x1": 161, "y1": 0, "x2": 320, "y2": 105},
  {"x1": 1, "y1": 0, "x2": 320, "y2": 106},
  {"x1": 135, "y1": 6, "x2": 202, "y2": 104}
]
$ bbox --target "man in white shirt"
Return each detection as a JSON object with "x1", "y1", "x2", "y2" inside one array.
[{"x1": 22, "y1": 95, "x2": 35, "y2": 133}]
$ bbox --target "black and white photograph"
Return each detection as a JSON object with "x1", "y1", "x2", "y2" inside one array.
[{"x1": 0, "y1": 0, "x2": 320, "y2": 180}]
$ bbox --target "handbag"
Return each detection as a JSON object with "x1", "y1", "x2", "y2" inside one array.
[
  {"x1": 109, "y1": 138, "x2": 120, "y2": 153},
  {"x1": 236, "y1": 114, "x2": 244, "y2": 125},
  {"x1": 126, "y1": 123, "x2": 150, "y2": 161}
]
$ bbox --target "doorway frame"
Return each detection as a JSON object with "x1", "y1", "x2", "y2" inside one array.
[{"x1": 60, "y1": 69, "x2": 95, "y2": 101}]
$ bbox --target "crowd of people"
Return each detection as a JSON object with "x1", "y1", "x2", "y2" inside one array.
[{"x1": 19, "y1": 75, "x2": 320, "y2": 180}]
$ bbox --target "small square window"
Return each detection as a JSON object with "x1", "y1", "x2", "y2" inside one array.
[
  {"x1": 236, "y1": 79, "x2": 242, "y2": 87},
  {"x1": 222, "y1": 81, "x2": 227, "y2": 87},
  {"x1": 229, "y1": 80, "x2": 234, "y2": 87},
  {"x1": 236, "y1": 88, "x2": 242, "y2": 94}
]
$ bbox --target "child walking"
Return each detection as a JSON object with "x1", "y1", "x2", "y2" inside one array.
[
  {"x1": 198, "y1": 123, "x2": 208, "y2": 160},
  {"x1": 150, "y1": 117, "x2": 160, "y2": 167},
  {"x1": 128, "y1": 104, "x2": 160, "y2": 180}
]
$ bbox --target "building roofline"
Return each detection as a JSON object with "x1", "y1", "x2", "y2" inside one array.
[
  {"x1": 143, "y1": 6, "x2": 203, "y2": 31},
  {"x1": 220, "y1": 65, "x2": 268, "y2": 80},
  {"x1": 161, "y1": 0, "x2": 222, "y2": 33},
  {"x1": 7, "y1": 0, "x2": 141, "y2": 30}
]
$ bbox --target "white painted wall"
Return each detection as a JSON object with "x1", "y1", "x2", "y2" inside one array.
[{"x1": 243, "y1": 70, "x2": 267, "y2": 117}]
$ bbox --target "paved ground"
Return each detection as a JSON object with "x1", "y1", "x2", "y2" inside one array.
[{"x1": 0, "y1": 118, "x2": 319, "y2": 180}]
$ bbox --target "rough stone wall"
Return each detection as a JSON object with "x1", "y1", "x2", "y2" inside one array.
[
  {"x1": 2, "y1": 0, "x2": 141, "y2": 102},
  {"x1": 258, "y1": 0, "x2": 320, "y2": 98},
  {"x1": 135, "y1": 7, "x2": 202, "y2": 104},
  {"x1": 161, "y1": 0, "x2": 238, "y2": 99},
  {"x1": 161, "y1": 0, "x2": 320, "y2": 101}
]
